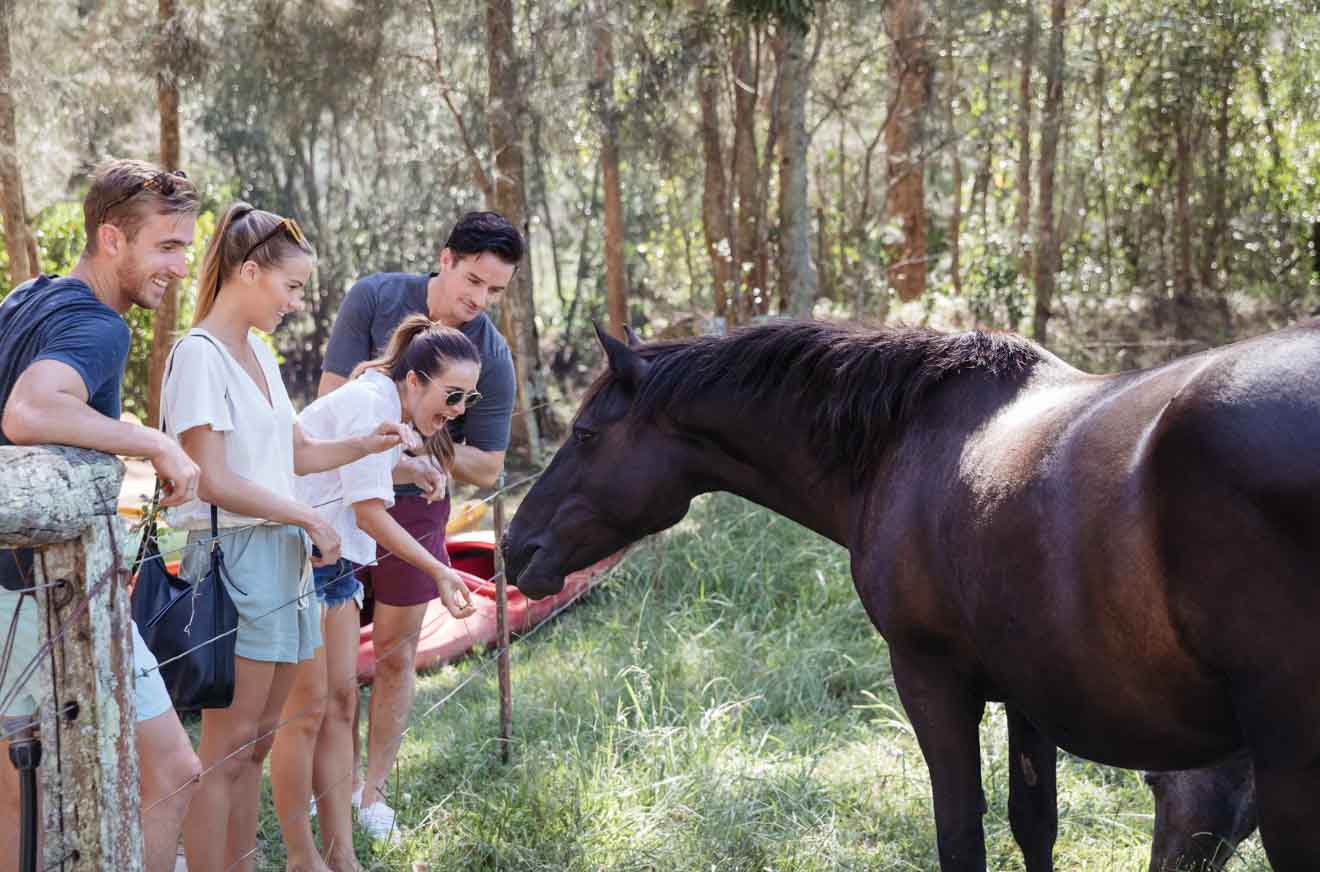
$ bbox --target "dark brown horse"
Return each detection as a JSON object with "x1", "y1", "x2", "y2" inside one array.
[{"x1": 505, "y1": 320, "x2": 1314, "y2": 870}]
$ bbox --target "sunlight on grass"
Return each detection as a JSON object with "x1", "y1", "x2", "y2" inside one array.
[{"x1": 243, "y1": 493, "x2": 1268, "y2": 870}]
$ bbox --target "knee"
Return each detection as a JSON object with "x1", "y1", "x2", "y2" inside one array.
[
  {"x1": 250, "y1": 732, "x2": 277, "y2": 766},
  {"x1": 142, "y1": 745, "x2": 202, "y2": 812},
  {"x1": 328, "y1": 681, "x2": 359, "y2": 724}
]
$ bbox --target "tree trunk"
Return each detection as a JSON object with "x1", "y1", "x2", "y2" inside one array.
[
  {"x1": 947, "y1": 33, "x2": 962, "y2": 296},
  {"x1": 1173, "y1": 120, "x2": 1194, "y2": 339},
  {"x1": 148, "y1": 0, "x2": 181, "y2": 429},
  {"x1": 0, "y1": 0, "x2": 33, "y2": 289},
  {"x1": 593, "y1": 8, "x2": 628, "y2": 340},
  {"x1": 775, "y1": 22, "x2": 816, "y2": 317},
  {"x1": 1199, "y1": 80, "x2": 1231, "y2": 294},
  {"x1": 694, "y1": 0, "x2": 732, "y2": 319},
  {"x1": 1032, "y1": 0, "x2": 1065, "y2": 347},
  {"x1": 487, "y1": 0, "x2": 550, "y2": 457},
  {"x1": 1094, "y1": 18, "x2": 1113, "y2": 299},
  {"x1": 883, "y1": 0, "x2": 931, "y2": 303},
  {"x1": 1015, "y1": 1, "x2": 1038, "y2": 274},
  {"x1": 731, "y1": 28, "x2": 761, "y2": 321}
]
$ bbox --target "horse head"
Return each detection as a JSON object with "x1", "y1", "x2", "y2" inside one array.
[{"x1": 505, "y1": 323, "x2": 701, "y2": 598}]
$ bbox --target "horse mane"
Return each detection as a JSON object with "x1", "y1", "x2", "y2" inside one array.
[{"x1": 603, "y1": 319, "x2": 1042, "y2": 482}]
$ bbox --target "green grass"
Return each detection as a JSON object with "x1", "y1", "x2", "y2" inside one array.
[{"x1": 241, "y1": 493, "x2": 1268, "y2": 871}]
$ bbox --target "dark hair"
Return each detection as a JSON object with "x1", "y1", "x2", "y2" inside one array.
[
  {"x1": 443, "y1": 211, "x2": 524, "y2": 265},
  {"x1": 84, "y1": 159, "x2": 199, "y2": 253},
  {"x1": 193, "y1": 202, "x2": 317, "y2": 325},
  {"x1": 352, "y1": 314, "x2": 481, "y2": 473}
]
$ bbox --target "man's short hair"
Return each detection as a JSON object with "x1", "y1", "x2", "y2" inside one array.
[
  {"x1": 444, "y1": 211, "x2": 524, "y2": 265},
  {"x1": 84, "y1": 159, "x2": 199, "y2": 253}
]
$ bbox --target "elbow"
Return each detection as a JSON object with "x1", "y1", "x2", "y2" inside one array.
[
  {"x1": 1, "y1": 403, "x2": 41, "y2": 446},
  {"x1": 473, "y1": 468, "x2": 500, "y2": 489}
]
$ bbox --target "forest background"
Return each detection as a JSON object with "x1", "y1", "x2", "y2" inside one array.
[{"x1": 0, "y1": 0, "x2": 1318, "y2": 461}]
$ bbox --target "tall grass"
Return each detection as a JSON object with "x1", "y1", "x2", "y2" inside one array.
[{"x1": 247, "y1": 493, "x2": 1267, "y2": 870}]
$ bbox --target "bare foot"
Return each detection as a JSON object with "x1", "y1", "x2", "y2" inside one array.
[
  {"x1": 286, "y1": 857, "x2": 334, "y2": 872},
  {"x1": 323, "y1": 847, "x2": 364, "y2": 872}
]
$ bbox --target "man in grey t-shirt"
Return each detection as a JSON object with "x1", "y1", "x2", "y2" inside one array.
[{"x1": 316, "y1": 211, "x2": 523, "y2": 839}]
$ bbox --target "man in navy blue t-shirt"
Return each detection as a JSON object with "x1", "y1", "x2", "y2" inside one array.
[{"x1": 0, "y1": 159, "x2": 203, "y2": 872}]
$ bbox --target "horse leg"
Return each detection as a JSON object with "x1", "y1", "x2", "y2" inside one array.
[
  {"x1": 1145, "y1": 752, "x2": 1256, "y2": 872},
  {"x1": 1006, "y1": 707, "x2": 1057, "y2": 871},
  {"x1": 1251, "y1": 763, "x2": 1320, "y2": 871},
  {"x1": 891, "y1": 651, "x2": 988, "y2": 871}
]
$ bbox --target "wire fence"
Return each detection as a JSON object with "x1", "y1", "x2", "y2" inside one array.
[{"x1": 0, "y1": 431, "x2": 593, "y2": 871}]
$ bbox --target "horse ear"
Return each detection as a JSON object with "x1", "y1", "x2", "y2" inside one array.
[
  {"x1": 594, "y1": 320, "x2": 649, "y2": 388},
  {"x1": 623, "y1": 324, "x2": 641, "y2": 348}
]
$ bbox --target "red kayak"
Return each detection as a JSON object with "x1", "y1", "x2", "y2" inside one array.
[
  {"x1": 145, "y1": 533, "x2": 620, "y2": 684},
  {"x1": 354, "y1": 532, "x2": 622, "y2": 683}
]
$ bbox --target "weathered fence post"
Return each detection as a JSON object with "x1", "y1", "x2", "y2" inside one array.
[
  {"x1": 492, "y1": 472, "x2": 512, "y2": 764},
  {"x1": 0, "y1": 445, "x2": 143, "y2": 871}
]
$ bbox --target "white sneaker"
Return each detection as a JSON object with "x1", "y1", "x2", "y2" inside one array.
[
  {"x1": 309, "y1": 794, "x2": 317, "y2": 818},
  {"x1": 357, "y1": 801, "x2": 402, "y2": 845}
]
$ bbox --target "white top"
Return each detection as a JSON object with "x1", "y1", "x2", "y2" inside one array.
[
  {"x1": 295, "y1": 369, "x2": 408, "y2": 566},
  {"x1": 162, "y1": 327, "x2": 299, "y2": 530}
]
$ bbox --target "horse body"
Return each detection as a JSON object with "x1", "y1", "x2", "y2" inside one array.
[{"x1": 507, "y1": 320, "x2": 1316, "y2": 869}]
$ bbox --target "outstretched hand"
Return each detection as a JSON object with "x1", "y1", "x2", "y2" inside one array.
[
  {"x1": 359, "y1": 421, "x2": 421, "y2": 457},
  {"x1": 437, "y1": 568, "x2": 476, "y2": 619}
]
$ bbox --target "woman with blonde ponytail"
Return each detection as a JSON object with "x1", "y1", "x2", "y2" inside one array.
[
  {"x1": 161, "y1": 202, "x2": 417, "y2": 872},
  {"x1": 270, "y1": 314, "x2": 479, "y2": 866}
]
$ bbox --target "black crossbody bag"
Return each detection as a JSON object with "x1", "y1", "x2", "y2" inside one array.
[{"x1": 129, "y1": 332, "x2": 242, "y2": 711}]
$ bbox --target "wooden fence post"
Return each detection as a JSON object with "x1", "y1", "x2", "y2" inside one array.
[{"x1": 0, "y1": 445, "x2": 143, "y2": 871}]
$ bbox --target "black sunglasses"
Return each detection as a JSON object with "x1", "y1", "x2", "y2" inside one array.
[
  {"x1": 416, "y1": 371, "x2": 481, "y2": 408},
  {"x1": 242, "y1": 216, "x2": 307, "y2": 264},
  {"x1": 444, "y1": 387, "x2": 482, "y2": 408},
  {"x1": 101, "y1": 170, "x2": 190, "y2": 218}
]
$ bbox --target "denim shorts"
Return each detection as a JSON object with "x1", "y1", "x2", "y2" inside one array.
[{"x1": 314, "y1": 559, "x2": 364, "y2": 610}]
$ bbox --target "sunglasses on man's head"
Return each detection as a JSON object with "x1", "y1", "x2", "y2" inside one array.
[{"x1": 101, "y1": 169, "x2": 190, "y2": 218}]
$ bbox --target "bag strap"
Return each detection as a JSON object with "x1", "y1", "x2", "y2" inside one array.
[{"x1": 156, "y1": 330, "x2": 230, "y2": 556}]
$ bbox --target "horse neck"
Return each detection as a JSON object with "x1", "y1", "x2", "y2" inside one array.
[{"x1": 679, "y1": 397, "x2": 854, "y2": 547}]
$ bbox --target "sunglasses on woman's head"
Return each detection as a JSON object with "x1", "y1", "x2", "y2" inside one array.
[
  {"x1": 101, "y1": 170, "x2": 190, "y2": 217},
  {"x1": 242, "y1": 216, "x2": 307, "y2": 264}
]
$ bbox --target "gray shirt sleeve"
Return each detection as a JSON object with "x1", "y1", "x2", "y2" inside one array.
[
  {"x1": 322, "y1": 279, "x2": 377, "y2": 378},
  {"x1": 464, "y1": 342, "x2": 516, "y2": 452}
]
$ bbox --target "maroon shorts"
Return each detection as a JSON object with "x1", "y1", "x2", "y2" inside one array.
[{"x1": 358, "y1": 493, "x2": 451, "y2": 607}]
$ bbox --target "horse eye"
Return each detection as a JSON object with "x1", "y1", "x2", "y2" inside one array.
[{"x1": 573, "y1": 428, "x2": 595, "y2": 444}]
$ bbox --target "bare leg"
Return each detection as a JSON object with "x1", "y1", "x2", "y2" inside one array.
[
  {"x1": 269, "y1": 644, "x2": 331, "y2": 872},
  {"x1": 137, "y1": 709, "x2": 202, "y2": 872},
  {"x1": 361, "y1": 602, "x2": 426, "y2": 809},
  {"x1": 183, "y1": 657, "x2": 295, "y2": 872},
  {"x1": 316, "y1": 602, "x2": 365, "y2": 872}
]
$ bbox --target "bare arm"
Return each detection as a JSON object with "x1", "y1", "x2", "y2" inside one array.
[
  {"x1": 291, "y1": 421, "x2": 419, "y2": 476},
  {"x1": 3, "y1": 359, "x2": 200, "y2": 506},
  {"x1": 180, "y1": 425, "x2": 340, "y2": 565},
  {"x1": 317, "y1": 370, "x2": 348, "y2": 398},
  {"x1": 451, "y1": 444, "x2": 505, "y2": 489},
  {"x1": 353, "y1": 498, "x2": 475, "y2": 618}
]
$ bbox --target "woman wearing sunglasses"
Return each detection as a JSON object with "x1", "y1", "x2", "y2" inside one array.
[
  {"x1": 162, "y1": 203, "x2": 414, "y2": 872},
  {"x1": 270, "y1": 314, "x2": 479, "y2": 869}
]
